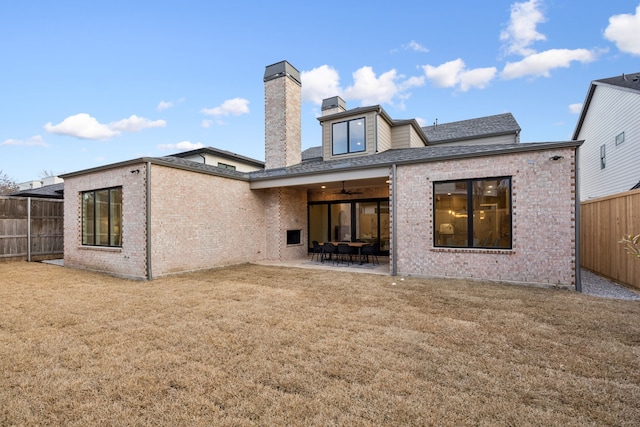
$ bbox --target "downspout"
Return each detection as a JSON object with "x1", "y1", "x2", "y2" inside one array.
[
  {"x1": 27, "y1": 197, "x2": 31, "y2": 262},
  {"x1": 391, "y1": 164, "x2": 397, "y2": 276},
  {"x1": 146, "y1": 162, "x2": 153, "y2": 280},
  {"x1": 575, "y1": 148, "x2": 582, "y2": 292},
  {"x1": 375, "y1": 108, "x2": 379, "y2": 152}
]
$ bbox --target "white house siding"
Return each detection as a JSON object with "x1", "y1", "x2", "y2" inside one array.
[
  {"x1": 148, "y1": 165, "x2": 268, "y2": 277},
  {"x1": 578, "y1": 85, "x2": 640, "y2": 200},
  {"x1": 394, "y1": 148, "x2": 577, "y2": 288},
  {"x1": 63, "y1": 163, "x2": 148, "y2": 279},
  {"x1": 179, "y1": 153, "x2": 262, "y2": 172}
]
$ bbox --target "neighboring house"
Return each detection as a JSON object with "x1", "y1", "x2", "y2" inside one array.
[
  {"x1": 60, "y1": 60, "x2": 581, "y2": 289},
  {"x1": 172, "y1": 146, "x2": 265, "y2": 172},
  {"x1": 573, "y1": 72, "x2": 640, "y2": 201},
  {"x1": 11, "y1": 177, "x2": 64, "y2": 199}
]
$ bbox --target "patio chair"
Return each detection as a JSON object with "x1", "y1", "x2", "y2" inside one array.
[
  {"x1": 321, "y1": 242, "x2": 337, "y2": 264},
  {"x1": 336, "y1": 243, "x2": 355, "y2": 266},
  {"x1": 310, "y1": 240, "x2": 322, "y2": 261},
  {"x1": 361, "y1": 242, "x2": 380, "y2": 265}
]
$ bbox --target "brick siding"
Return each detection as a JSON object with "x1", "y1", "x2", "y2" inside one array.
[{"x1": 394, "y1": 148, "x2": 577, "y2": 288}]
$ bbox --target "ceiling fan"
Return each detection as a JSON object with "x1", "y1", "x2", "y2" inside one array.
[{"x1": 335, "y1": 181, "x2": 363, "y2": 195}]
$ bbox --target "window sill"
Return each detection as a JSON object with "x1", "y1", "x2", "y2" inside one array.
[
  {"x1": 78, "y1": 245, "x2": 122, "y2": 252},
  {"x1": 431, "y1": 247, "x2": 513, "y2": 255}
]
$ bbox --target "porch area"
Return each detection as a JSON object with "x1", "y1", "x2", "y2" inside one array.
[{"x1": 254, "y1": 255, "x2": 390, "y2": 275}]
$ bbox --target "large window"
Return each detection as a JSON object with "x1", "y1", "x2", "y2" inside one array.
[
  {"x1": 332, "y1": 117, "x2": 365, "y2": 155},
  {"x1": 434, "y1": 177, "x2": 511, "y2": 249},
  {"x1": 82, "y1": 187, "x2": 122, "y2": 247}
]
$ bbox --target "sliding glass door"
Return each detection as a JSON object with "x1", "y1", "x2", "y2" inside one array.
[{"x1": 308, "y1": 199, "x2": 389, "y2": 254}]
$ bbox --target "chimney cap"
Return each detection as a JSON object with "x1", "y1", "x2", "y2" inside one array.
[
  {"x1": 264, "y1": 60, "x2": 301, "y2": 85},
  {"x1": 321, "y1": 96, "x2": 346, "y2": 111}
]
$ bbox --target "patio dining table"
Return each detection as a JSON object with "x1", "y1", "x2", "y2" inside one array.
[{"x1": 321, "y1": 241, "x2": 370, "y2": 265}]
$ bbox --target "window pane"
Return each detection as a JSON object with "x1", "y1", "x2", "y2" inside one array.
[
  {"x1": 331, "y1": 203, "x2": 351, "y2": 241},
  {"x1": 356, "y1": 202, "x2": 378, "y2": 243},
  {"x1": 308, "y1": 204, "x2": 329, "y2": 247},
  {"x1": 110, "y1": 188, "x2": 122, "y2": 246},
  {"x1": 472, "y1": 179, "x2": 511, "y2": 248},
  {"x1": 333, "y1": 122, "x2": 348, "y2": 155},
  {"x1": 95, "y1": 189, "x2": 110, "y2": 246},
  {"x1": 434, "y1": 182, "x2": 468, "y2": 247},
  {"x1": 349, "y1": 119, "x2": 365, "y2": 152},
  {"x1": 82, "y1": 192, "x2": 94, "y2": 245}
]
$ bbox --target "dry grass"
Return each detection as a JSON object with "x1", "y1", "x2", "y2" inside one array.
[{"x1": 1, "y1": 262, "x2": 639, "y2": 426}]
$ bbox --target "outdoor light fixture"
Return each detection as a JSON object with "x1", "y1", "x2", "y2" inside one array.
[{"x1": 549, "y1": 155, "x2": 564, "y2": 161}]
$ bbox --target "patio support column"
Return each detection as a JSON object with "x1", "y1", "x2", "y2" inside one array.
[
  {"x1": 391, "y1": 164, "x2": 397, "y2": 276},
  {"x1": 575, "y1": 148, "x2": 581, "y2": 292},
  {"x1": 146, "y1": 161, "x2": 153, "y2": 280}
]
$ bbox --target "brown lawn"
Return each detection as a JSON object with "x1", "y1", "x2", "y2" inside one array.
[{"x1": 1, "y1": 261, "x2": 639, "y2": 426}]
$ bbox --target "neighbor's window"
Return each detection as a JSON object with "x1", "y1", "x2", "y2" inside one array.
[
  {"x1": 600, "y1": 145, "x2": 606, "y2": 169},
  {"x1": 615, "y1": 132, "x2": 625, "y2": 146},
  {"x1": 82, "y1": 187, "x2": 122, "y2": 247},
  {"x1": 434, "y1": 177, "x2": 512, "y2": 249},
  {"x1": 217, "y1": 162, "x2": 236, "y2": 171},
  {"x1": 332, "y1": 117, "x2": 365, "y2": 155}
]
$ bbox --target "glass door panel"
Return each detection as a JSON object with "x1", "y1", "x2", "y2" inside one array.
[
  {"x1": 330, "y1": 203, "x2": 351, "y2": 242},
  {"x1": 308, "y1": 204, "x2": 328, "y2": 248}
]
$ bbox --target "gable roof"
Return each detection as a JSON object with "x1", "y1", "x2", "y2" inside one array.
[
  {"x1": 422, "y1": 113, "x2": 521, "y2": 144},
  {"x1": 573, "y1": 72, "x2": 640, "y2": 140}
]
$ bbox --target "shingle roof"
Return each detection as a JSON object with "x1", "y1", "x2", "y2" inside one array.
[
  {"x1": 301, "y1": 146, "x2": 323, "y2": 161},
  {"x1": 422, "y1": 113, "x2": 521, "y2": 143},
  {"x1": 10, "y1": 182, "x2": 64, "y2": 199},
  {"x1": 250, "y1": 141, "x2": 580, "y2": 181},
  {"x1": 594, "y1": 72, "x2": 640, "y2": 92}
]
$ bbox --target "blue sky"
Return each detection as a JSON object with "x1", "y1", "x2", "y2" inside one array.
[{"x1": 1, "y1": 0, "x2": 639, "y2": 183}]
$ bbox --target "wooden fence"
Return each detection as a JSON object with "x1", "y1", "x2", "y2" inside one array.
[
  {"x1": 0, "y1": 196, "x2": 64, "y2": 261},
  {"x1": 581, "y1": 188, "x2": 640, "y2": 290}
]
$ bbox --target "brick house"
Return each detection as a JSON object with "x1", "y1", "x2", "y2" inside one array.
[{"x1": 61, "y1": 60, "x2": 581, "y2": 289}]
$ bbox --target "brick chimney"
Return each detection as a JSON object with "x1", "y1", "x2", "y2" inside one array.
[{"x1": 263, "y1": 60, "x2": 301, "y2": 169}]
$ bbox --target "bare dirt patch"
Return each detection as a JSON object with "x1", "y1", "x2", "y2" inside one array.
[{"x1": 1, "y1": 261, "x2": 639, "y2": 426}]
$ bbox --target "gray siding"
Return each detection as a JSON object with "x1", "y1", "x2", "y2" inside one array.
[
  {"x1": 577, "y1": 85, "x2": 640, "y2": 200},
  {"x1": 323, "y1": 111, "x2": 379, "y2": 160}
]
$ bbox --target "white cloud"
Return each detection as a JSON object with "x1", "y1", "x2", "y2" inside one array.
[
  {"x1": 344, "y1": 66, "x2": 425, "y2": 106},
  {"x1": 301, "y1": 65, "x2": 342, "y2": 104},
  {"x1": 44, "y1": 113, "x2": 166, "y2": 140},
  {"x1": 414, "y1": 117, "x2": 428, "y2": 127},
  {"x1": 157, "y1": 141, "x2": 204, "y2": 151},
  {"x1": 405, "y1": 40, "x2": 429, "y2": 53},
  {"x1": 500, "y1": 0, "x2": 547, "y2": 56},
  {"x1": 1, "y1": 135, "x2": 48, "y2": 147},
  {"x1": 44, "y1": 113, "x2": 120, "y2": 140},
  {"x1": 569, "y1": 103, "x2": 583, "y2": 114},
  {"x1": 604, "y1": 5, "x2": 640, "y2": 56},
  {"x1": 201, "y1": 98, "x2": 249, "y2": 117},
  {"x1": 110, "y1": 115, "x2": 166, "y2": 132},
  {"x1": 201, "y1": 119, "x2": 213, "y2": 128},
  {"x1": 501, "y1": 48, "x2": 598, "y2": 79},
  {"x1": 422, "y1": 59, "x2": 497, "y2": 92},
  {"x1": 157, "y1": 100, "x2": 173, "y2": 111}
]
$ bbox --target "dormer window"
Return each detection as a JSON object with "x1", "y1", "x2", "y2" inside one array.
[{"x1": 332, "y1": 117, "x2": 366, "y2": 155}]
